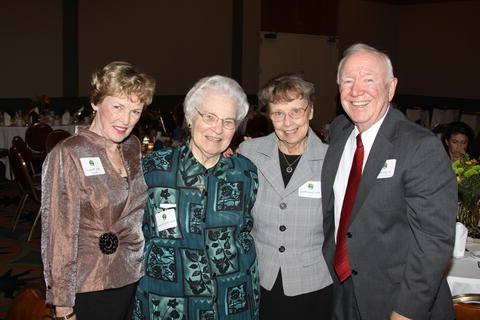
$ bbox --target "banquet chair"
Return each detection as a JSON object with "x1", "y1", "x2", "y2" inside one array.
[
  {"x1": 453, "y1": 294, "x2": 480, "y2": 320},
  {"x1": 9, "y1": 140, "x2": 39, "y2": 231},
  {"x1": 25, "y1": 122, "x2": 53, "y2": 166},
  {"x1": 11, "y1": 136, "x2": 40, "y2": 182},
  {"x1": 10, "y1": 148, "x2": 41, "y2": 242},
  {"x1": 45, "y1": 129, "x2": 71, "y2": 153},
  {"x1": 11, "y1": 136, "x2": 34, "y2": 173},
  {"x1": 0, "y1": 148, "x2": 9, "y2": 182}
]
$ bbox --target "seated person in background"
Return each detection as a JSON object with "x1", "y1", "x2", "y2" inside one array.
[
  {"x1": 244, "y1": 111, "x2": 273, "y2": 138},
  {"x1": 229, "y1": 109, "x2": 273, "y2": 151},
  {"x1": 443, "y1": 121, "x2": 476, "y2": 161},
  {"x1": 171, "y1": 103, "x2": 187, "y2": 144}
]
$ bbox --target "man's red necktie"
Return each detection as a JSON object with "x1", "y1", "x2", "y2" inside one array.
[{"x1": 334, "y1": 133, "x2": 364, "y2": 282}]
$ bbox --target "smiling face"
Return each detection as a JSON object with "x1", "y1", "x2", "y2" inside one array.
[
  {"x1": 446, "y1": 132, "x2": 469, "y2": 161},
  {"x1": 189, "y1": 90, "x2": 237, "y2": 167},
  {"x1": 90, "y1": 95, "x2": 144, "y2": 144},
  {"x1": 270, "y1": 96, "x2": 313, "y2": 154},
  {"x1": 338, "y1": 51, "x2": 397, "y2": 132}
]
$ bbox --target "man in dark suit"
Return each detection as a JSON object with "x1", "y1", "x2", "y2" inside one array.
[{"x1": 321, "y1": 43, "x2": 457, "y2": 319}]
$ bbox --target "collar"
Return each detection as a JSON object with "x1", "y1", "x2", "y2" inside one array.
[
  {"x1": 177, "y1": 139, "x2": 234, "y2": 187},
  {"x1": 77, "y1": 126, "x2": 133, "y2": 150},
  {"x1": 259, "y1": 128, "x2": 324, "y2": 161},
  {"x1": 352, "y1": 106, "x2": 389, "y2": 153}
]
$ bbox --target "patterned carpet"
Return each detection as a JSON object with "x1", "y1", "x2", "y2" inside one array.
[{"x1": 0, "y1": 181, "x2": 44, "y2": 319}]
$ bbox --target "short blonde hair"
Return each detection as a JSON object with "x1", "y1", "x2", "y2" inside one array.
[{"x1": 90, "y1": 61, "x2": 156, "y2": 106}]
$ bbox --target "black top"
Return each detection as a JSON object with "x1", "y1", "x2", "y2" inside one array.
[{"x1": 278, "y1": 149, "x2": 302, "y2": 187}]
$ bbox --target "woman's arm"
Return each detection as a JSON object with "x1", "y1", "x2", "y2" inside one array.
[{"x1": 41, "y1": 145, "x2": 81, "y2": 308}]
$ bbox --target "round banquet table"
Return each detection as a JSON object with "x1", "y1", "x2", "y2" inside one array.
[
  {"x1": 447, "y1": 239, "x2": 480, "y2": 296},
  {"x1": 0, "y1": 124, "x2": 77, "y2": 179}
]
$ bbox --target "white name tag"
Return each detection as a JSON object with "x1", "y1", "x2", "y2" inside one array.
[
  {"x1": 80, "y1": 157, "x2": 105, "y2": 176},
  {"x1": 377, "y1": 159, "x2": 396, "y2": 179},
  {"x1": 298, "y1": 180, "x2": 321, "y2": 198},
  {"x1": 155, "y1": 206, "x2": 177, "y2": 232}
]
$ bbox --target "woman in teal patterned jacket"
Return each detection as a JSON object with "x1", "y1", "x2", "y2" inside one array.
[{"x1": 134, "y1": 75, "x2": 260, "y2": 320}]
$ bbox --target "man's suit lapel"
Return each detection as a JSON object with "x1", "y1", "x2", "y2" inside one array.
[
  {"x1": 349, "y1": 108, "x2": 399, "y2": 226},
  {"x1": 322, "y1": 120, "x2": 353, "y2": 213}
]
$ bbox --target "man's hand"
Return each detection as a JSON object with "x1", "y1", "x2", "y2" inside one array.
[{"x1": 390, "y1": 311, "x2": 411, "y2": 320}]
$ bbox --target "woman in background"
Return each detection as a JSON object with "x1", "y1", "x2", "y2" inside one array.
[
  {"x1": 41, "y1": 61, "x2": 155, "y2": 319},
  {"x1": 443, "y1": 121, "x2": 476, "y2": 161}
]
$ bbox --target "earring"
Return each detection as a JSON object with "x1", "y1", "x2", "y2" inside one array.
[
  {"x1": 187, "y1": 123, "x2": 192, "y2": 128},
  {"x1": 92, "y1": 110, "x2": 97, "y2": 117}
]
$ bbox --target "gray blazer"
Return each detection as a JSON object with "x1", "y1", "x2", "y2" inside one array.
[
  {"x1": 239, "y1": 129, "x2": 332, "y2": 296},
  {"x1": 322, "y1": 108, "x2": 457, "y2": 319}
]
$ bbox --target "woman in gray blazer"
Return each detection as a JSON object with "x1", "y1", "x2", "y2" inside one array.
[{"x1": 239, "y1": 74, "x2": 333, "y2": 319}]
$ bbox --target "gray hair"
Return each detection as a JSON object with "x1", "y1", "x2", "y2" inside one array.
[
  {"x1": 259, "y1": 73, "x2": 315, "y2": 110},
  {"x1": 336, "y1": 43, "x2": 394, "y2": 84},
  {"x1": 184, "y1": 75, "x2": 249, "y2": 124}
]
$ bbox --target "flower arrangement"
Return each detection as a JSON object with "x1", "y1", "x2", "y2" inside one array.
[{"x1": 452, "y1": 154, "x2": 480, "y2": 237}]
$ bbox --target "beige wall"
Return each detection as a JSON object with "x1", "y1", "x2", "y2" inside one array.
[
  {"x1": 242, "y1": 0, "x2": 261, "y2": 94},
  {"x1": 78, "y1": 0, "x2": 233, "y2": 96},
  {"x1": 336, "y1": 0, "x2": 480, "y2": 100},
  {"x1": 0, "y1": 0, "x2": 260, "y2": 99},
  {"x1": 337, "y1": 0, "x2": 399, "y2": 62},
  {"x1": 1, "y1": 1, "x2": 478, "y2": 101},
  {"x1": 396, "y1": 1, "x2": 480, "y2": 99},
  {"x1": 0, "y1": 0, "x2": 63, "y2": 98}
]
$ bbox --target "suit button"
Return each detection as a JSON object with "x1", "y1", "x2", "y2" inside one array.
[
  {"x1": 352, "y1": 269, "x2": 358, "y2": 275},
  {"x1": 279, "y1": 225, "x2": 286, "y2": 232},
  {"x1": 279, "y1": 202, "x2": 287, "y2": 210},
  {"x1": 346, "y1": 232, "x2": 352, "y2": 238},
  {"x1": 279, "y1": 246, "x2": 285, "y2": 253}
]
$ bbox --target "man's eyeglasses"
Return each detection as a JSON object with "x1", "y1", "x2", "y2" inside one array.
[
  {"x1": 195, "y1": 107, "x2": 237, "y2": 130},
  {"x1": 269, "y1": 105, "x2": 310, "y2": 122}
]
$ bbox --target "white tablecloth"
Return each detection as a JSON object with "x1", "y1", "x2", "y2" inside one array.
[
  {"x1": 0, "y1": 124, "x2": 77, "y2": 179},
  {"x1": 447, "y1": 239, "x2": 480, "y2": 296}
]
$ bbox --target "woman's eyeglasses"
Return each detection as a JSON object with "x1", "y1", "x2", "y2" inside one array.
[
  {"x1": 269, "y1": 105, "x2": 310, "y2": 122},
  {"x1": 195, "y1": 108, "x2": 236, "y2": 130}
]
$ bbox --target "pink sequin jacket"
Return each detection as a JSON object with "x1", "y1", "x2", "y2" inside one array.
[{"x1": 40, "y1": 127, "x2": 147, "y2": 307}]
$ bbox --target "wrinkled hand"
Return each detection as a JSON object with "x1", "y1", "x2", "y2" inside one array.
[
  {"x1": 223, "y1": 148, "x2": 234, "y2": 158},
  {"x1": 55, "y1": 306, "x2": 75, "y2": 319},
  {"x1": 390, "y1": 311, "x2": 411, "y2": 320}
]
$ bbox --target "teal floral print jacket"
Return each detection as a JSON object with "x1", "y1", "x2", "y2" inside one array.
[{"x1": 134, "y1": 142, "x2": 260, "y2": 320}]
